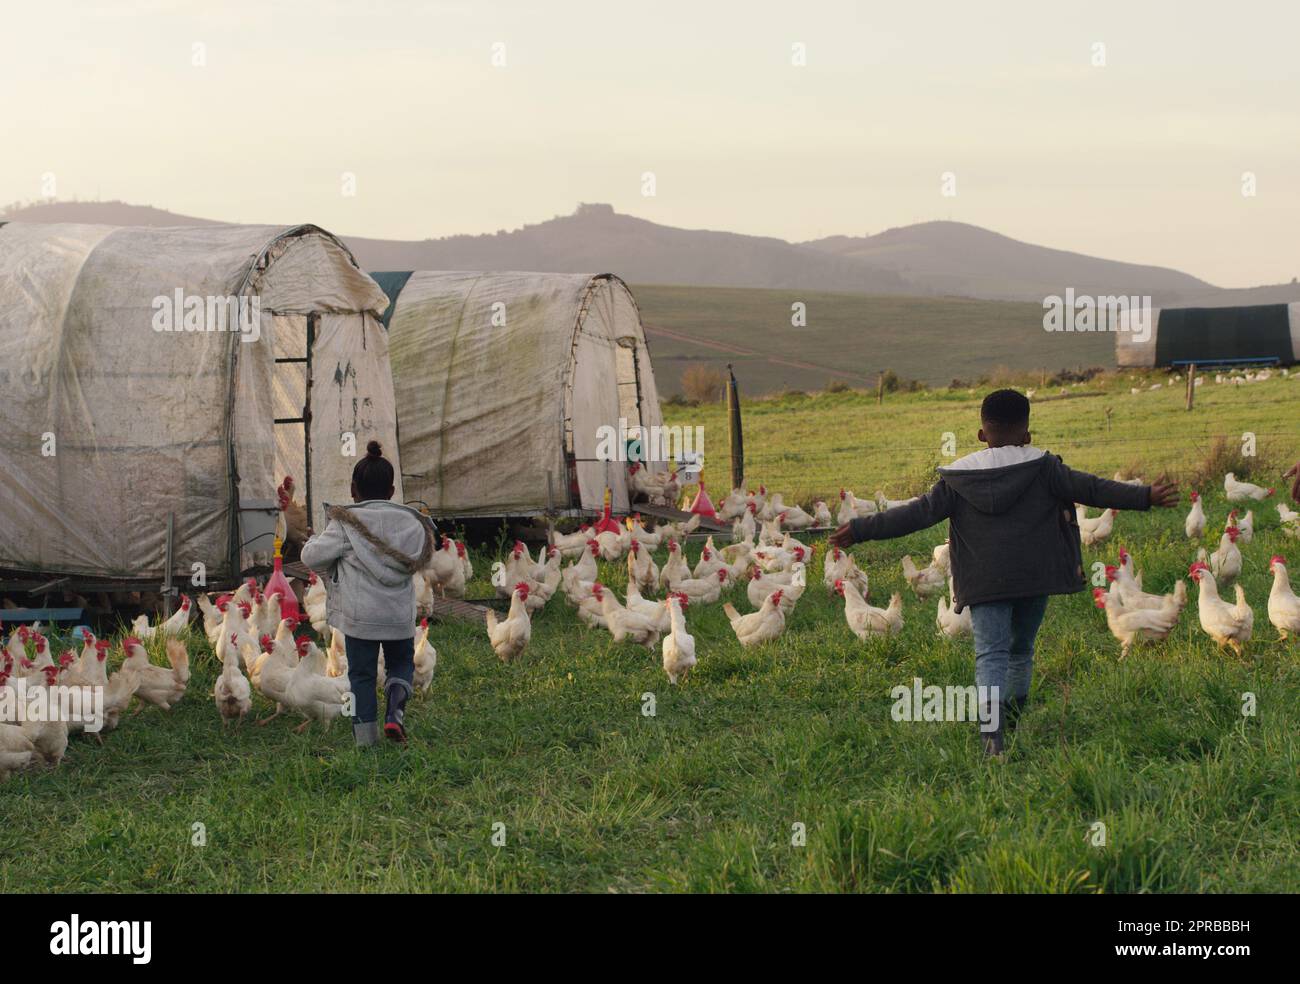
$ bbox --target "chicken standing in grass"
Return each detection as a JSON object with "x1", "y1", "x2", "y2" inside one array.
[
  {"x1": 1267, "y1": 556, "x2": 1300, "y2": 641},
  {"x1": 626, "y1": 539, "x2": 660, "y2": 595},
  {"x1": 0, "y1": 716, "x2": 35, "y2": 781},
  {"x1": 1189, "y1": 562, "x2": 1253, "y2": 655},
  {"x1": 1093, "y1": 587, "x2": 1180, "y2": 658},
  {"x1": 936, "y1": 591, "x2": 972, "y2": 638},
  {"x1": 120, "y1": 637, "x2": 190, "y2": 711},
  {"x1": 486, "y1": 583, "x2": 532, "y2": 663},
  {"x1": 1223, "y1": 473, "x2": 1273, "y2": 502},
  {"x1": 901, "y1": 554, "x2": 946, "y2": 597},
  {"x1": 1184, "y1": 491, "x2": 1206, "y2": 539},
  {"x1": 283, "y1": 641, "x2": 349, "y2": 734},
  {"x1": 722, "y1": 590, "x2": 786, "y2": 647},
  {"x1": 836, "y1": 580, "x2": 904, "y2": 640},
  {"x1": 131, "y1": 595, "x2": 193, "y2": 640},
  {"x1": 661, "y1": 595, "x2": 696, "y2": 684},
  {"x1": 1208, "y1": 526, "x2": 1243, "y2": 587},
  {"x1": 593, "y1": 582, "x2": 662, "y2": 649},
  {"x1": 215, "y1": 631, "x2": 253, "y2": 727},
  {"x1": 1077, "y1": 505, "x2": 1117, "y2": 547}
]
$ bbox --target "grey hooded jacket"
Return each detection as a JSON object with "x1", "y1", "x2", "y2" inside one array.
[
  {"x1": 299, "y1": 500, "x2": 436, "y2": 639},
  {"x1": 848, "y1": 446, "x2": 1151, "y2": 609}
]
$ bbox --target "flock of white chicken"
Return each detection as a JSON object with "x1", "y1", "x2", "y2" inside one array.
[
  {"x1": 479, "y1": 484, "x2": 941, "y2": 688},
  {"x1": 0, "y1": 573, "x2": 438, "y2": 780},
  {"x1": 5, "y1": 462, "x2": 1299, "y2": 782},
  {"x1": 1083, "y1": 472, "x2": 1300, "y2": 657}
]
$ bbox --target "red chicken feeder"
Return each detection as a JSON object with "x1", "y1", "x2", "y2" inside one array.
[{"x1": 689, "y1": 480, "x2": 717, "y2": 520}]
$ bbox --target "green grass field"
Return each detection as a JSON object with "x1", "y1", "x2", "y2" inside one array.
[
  {"x1": 2, "y1": 373, "x2": 1298, "y2": 893},
  {"x1": 633, "y1": 283, "x2": 1115, "y2": 397}
]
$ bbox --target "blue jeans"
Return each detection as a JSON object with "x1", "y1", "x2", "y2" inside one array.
[
  {"x1": 345, "y1": 636, "x2": 415, "y2": 724},
  {"x1": 968, "y1": 595, "x2": 1049, "y2": 709}
]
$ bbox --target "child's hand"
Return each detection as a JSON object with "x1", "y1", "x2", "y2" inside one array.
[
  {"x1": 829, "y1": 523, "x2": 856, "y2": 549},
  {"x1": 1148, "y1": 479, "x2": 1179, "y2": 508},
  {"x1": 1285, "y1": 461, "x2": 1300, "y2": 503}
]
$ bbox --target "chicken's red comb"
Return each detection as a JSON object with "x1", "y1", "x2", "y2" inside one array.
[
  {"x1": 1271, "y1": 555, "x2": 1285, "y2": 566},
  {"x1": 122, "y1": 636, "x2": 143, "y2": 649},
  {"x1": 259, "y1": 635, "x2": 273, "y2": 648}
]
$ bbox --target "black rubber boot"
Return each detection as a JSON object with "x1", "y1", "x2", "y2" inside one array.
[
  {"x1": 353, "y1": 721, "x2": 380, "y2": 748},
  {"x1": 383, "y1": 679, "x2": 412, "y2": 745}
]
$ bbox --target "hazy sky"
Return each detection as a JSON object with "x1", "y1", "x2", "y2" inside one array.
[{"x1": 4, "y1": 0, "x2": 1297, "y2": 287}]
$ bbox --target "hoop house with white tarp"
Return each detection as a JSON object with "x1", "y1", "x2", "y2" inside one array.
[
  {"x1": 377, "y1": 271, "x2": 665, "y2": 518},
  {"x1": 0, "y1": 221, "x2": 398, "y2": 587}
]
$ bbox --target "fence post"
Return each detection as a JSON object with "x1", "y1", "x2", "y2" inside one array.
[
  {"x1": 1186, "y1": 363, "x2": 1196, "y2": 411},
  {"x1": 877, "y1": 372, "x2": 884, "y2": 405}
]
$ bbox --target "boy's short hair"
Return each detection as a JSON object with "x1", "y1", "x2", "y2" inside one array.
[{"x1": 981, "y1": 389, "x2": 1030, "y2": 430}]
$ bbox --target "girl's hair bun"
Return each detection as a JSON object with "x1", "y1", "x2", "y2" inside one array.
[{"x1": 366, "y1": 440, "x2": 384, "y2": 458}]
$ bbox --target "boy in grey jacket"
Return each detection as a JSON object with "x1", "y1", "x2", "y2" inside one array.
[
  {"x1": 300, "y1": 441, "x2": 437, "y2": 746},
  {"x1": 831, "y1": 389, "x2": 1179, "y2": 756}
]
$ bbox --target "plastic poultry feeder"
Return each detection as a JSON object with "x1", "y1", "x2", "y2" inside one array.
[
  {"x1": 265, "y1": 537, "x2": 300, "y2": 622},
  {"x1": 689, "y1": 478, "x2": 717, "y2": 520},
  {"x1": 592, "y1": 487, "x2": 622, "y2": 535}
]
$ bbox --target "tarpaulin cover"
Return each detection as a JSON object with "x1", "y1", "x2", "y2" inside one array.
[
  {"x1": 0, "y1": 222, "x2": 397, "y2": 583},
  {"x1": 383, "y1": 271, "x2": 665, "y2": 517},
  {"x1": 1117, "y1": 302, "x2": 1300, "y2": 367}
]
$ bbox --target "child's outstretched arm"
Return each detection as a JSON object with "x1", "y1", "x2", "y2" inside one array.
[
  {"x1": 1045, "y1": 457, "x2": 1178, "y2": 510},
  {"x1": 829, "y1": 481, "x2": 953, "y2": 547},
  {"x1": 300, "y1": 519, "x2": 349, "y2": 573}
]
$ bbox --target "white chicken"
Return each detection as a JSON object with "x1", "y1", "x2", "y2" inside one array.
[
  {"x1": 486, "y1": 583, "x2": 532, "y2": 663},
  {"x1": 1223, "y1": 473, "x2": 1273, "y2": 502},
  {"x1": 626, "y1": 581, "x2": 674, "y2": 634},
  {"x1": 747, "y1": 563, "x2": 805, "y2": 614},
  {"x1": 326, "y1": 627, "x2": 349, "y2": 678},
  {"x1": 936, "y1": 592, "x2": 972, "y2": 638},
  {"x1": 0, "y1": 718, "x2": 36, "y2": 781},
  {"x1": 722, "y1": 591, "x2": 787, "y2": 647},
  {"x1": 769, "y1": 498, "x2": 815, "y2": 531},
  {"x1": 1184, "y1": 491, "x2": 1206, "y2": 539},
  {"x1": 659, "y1": 538, "x2": 691, "y2": 589},
  {"x1": 130, "y1": 594, "x2": 193, "y2": 641},
  {"x1": 592, "y1": 582, "x2": 661, "y2": 649},
  {"x1": 413, "y1": 619, "x2": 438, "y2": 692},
  {"x1": 1077, "y1": 505, "x2": 1117, "y2": 547},
  {"x1": 716, "y1": 488, "x2": 749, "y2": 522},
  {"x1": 626, "y1": 539, "x2": 660, "y2": 595},
  {"x1": 424, "y1": 535, "x2": 467, "y2": 599},
  {"x1": 836, "y1": 580, "x2": 904, "y2": 640},
  {"x1": 1277, "y1": 502, "x2": 1300, "y2": 525},
  {"x1": 1189, "y1": 562, "x2": 1253, "y2": 655},
  {"x1": 931, "y1": 541, "x2": 951, "y2": 578},
  {"x1": 303, "y1": 572, "x2": 329, "y2": 633},
  {"x1": 661, "y1": 595, "x2": 696, "y2": 685},
  {"x1": 1208, "y1": 526, "x2": 1243, "y2": 587},
  {"x1": 595, "y1": 527, "x2": 630, "y2": 562},
  {"x1": 549, "y1": 522, "x2": 595, "y2": 559},
  {"x1": 671, "y1": 568, "x2": 730, "y2": 606},
  {"x1": 1092, "y1": 587, "x2": 1180, "y2": 658},
  {"x1": 282, "y1": 640, "x2": 349, "y2": 734},
  {"x1": 1266, "y1": 556, "x2": 1300, "y2": 641},
  {"x1": 822, "y1": 544, "x2": 869, "y2": 598},
  {"x1": 900, "y1": 555, "x2": 946, "y2": 598},
  {"x1": 121, "y1": 637, "x2": 190, "y2": 711},
  {"x1": 690, "y1": 537, "x2": 726, "y2": 581},
  {"x1": 812, "y1": 500, "x2": 834, "y2": 527},
  {"x1": 214, "y1": 630, "x2": 253, "y2": 727},
  {"x1": 19, "y1": 665, "x2": 68, "y2": 768}
]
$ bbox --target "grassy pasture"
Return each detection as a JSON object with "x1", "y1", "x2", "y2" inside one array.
[{"x1": 2, "y1": 374, "x2": 1297, "y2": 893}]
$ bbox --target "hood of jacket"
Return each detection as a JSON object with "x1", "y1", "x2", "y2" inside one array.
[
  {"x1": 324, "y1": 500, "x2": 434, "y2": 587},
  {"x1": 936, "y1": 445, "x2": 1048, "y2": 516}
]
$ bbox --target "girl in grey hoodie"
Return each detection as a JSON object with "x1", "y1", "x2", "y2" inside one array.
[{"x1": 300, "y1": 441, "x2": 436, "y2": 746}]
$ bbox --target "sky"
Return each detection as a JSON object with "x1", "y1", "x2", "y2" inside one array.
[{"x1": 3, "y1": 0, "x2": 1297, "y2": 287}]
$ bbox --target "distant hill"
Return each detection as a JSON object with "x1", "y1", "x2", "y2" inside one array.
[
  {"x1": 345, "y1": 203, "x2": 914, "y2": 294},
  {"x1": 5, "y1": 200, "x2": 1298, "y2": 309},
  {"x1": 800, "y1": 221, "x2": 1213, "y2": 302}
]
